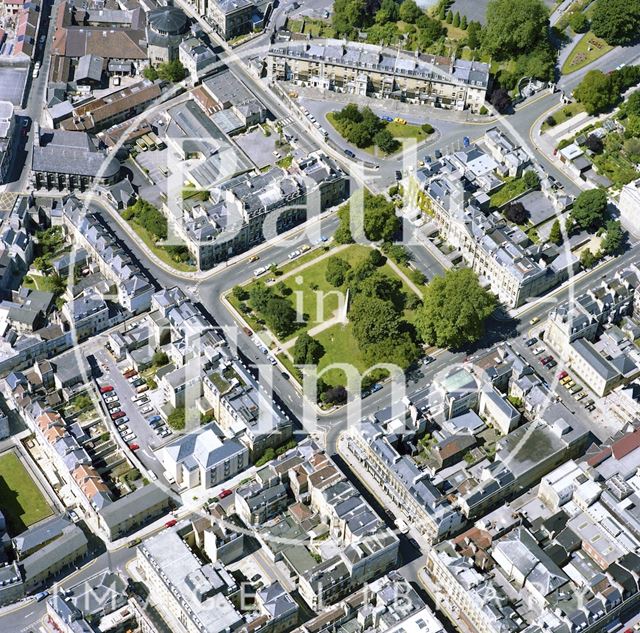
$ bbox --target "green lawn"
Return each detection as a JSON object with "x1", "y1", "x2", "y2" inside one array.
[
  {"x1": 561, "y1": 32, "x2": 613, "y2": 75},
  {"x1": 314, "y1": 323, "x2": 369, "y2": 387},
  {"x1": 542, "y1": 102, "x2": 585, "y2": 132},
  {"x1": 0, "y1": 452, "x2": 53, "y2": 535},
  {"x1": 127, "y1": 221, "x2": 196, "y2": 272},
  {"x1": 490, "y1": 178, "x2": 529, "y2": 208}
]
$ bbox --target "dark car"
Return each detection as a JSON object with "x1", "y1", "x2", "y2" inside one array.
[
  {"x1": 525, "y1": 337, "x2": 537, "y2": 347},
  {"x1": 394, "y1": 170, "x2": 402, "y2": 180},
  {"x1": 434, "y1": 149, "x2": 442, "y2": 159},
  {"x1": 343, "y1": 149, "x2": 356, "y2": 158}
]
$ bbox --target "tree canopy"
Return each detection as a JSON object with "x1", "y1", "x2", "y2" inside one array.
[
  {"x1": 416, "y1": 269, "x2": 496, "y2": 349},
  {"x1": 574, "y1": 70, "x2": 619, "y2": 115},
  {"x1": 571, "y1": 189, "x2": 608, "y2": 232},
  {"x1": 591, "y1": 0, "x2": 640, "y2": 46},
  {"x1": 335, "y1": 191, "x2": 400, "y2": 243},
  {"x1": 483, "y1": 0, "x2": 549, "y2": 59},
  {"x1": 325, "y1": 256, "x2": 352, "y2": 287},
  {"x1": 600, "y1": 220, "x2": 626, "y2": 255},
  {"x1": 331, "y1": 104, "x2": 399, "y2": 153},
  {"x1": 292, "y1": 333, "x2": 325, "y2": 365}
]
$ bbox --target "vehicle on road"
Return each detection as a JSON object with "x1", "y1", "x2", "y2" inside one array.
[
  {"x1": 164, "y1": 519, "x2": 177, "y2": 528},
  {"x1": 343, "y1": 149, "x2": 356, "y2": 159},
  {"x1": 32, "y1": 62, "x2": 40, "y2": 78},
  {"x1": 35, "y1": 591, "x2": 49, "y2": 602},
  {"x1": 253, "y1": 266, "x2": 267, "y2": 277},
  {"x1": 248, "y1": 255, "x2": 259, "y2": 263},
  {"x1": 288, "y1": 249, "x2": 301, "y2": 259},
  {"x1": 395, "y1": 517, "x2": 410, "y2": 533},
  {"x1": 394, "y1": 170, "x2": 402, "y2": 180},
  {"x1": 219, "y1": 489, "x2": 233, "y2": 499},
  {"x1": 529, "y1": 316, "x2": 540, "y2": 325}
]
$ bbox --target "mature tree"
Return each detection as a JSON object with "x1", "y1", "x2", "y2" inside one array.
[
  {"x1": 452, "y1": 11, "x2": 460, "y2": 27},
  {"x1": 292, "y1": 333, "x2": 325, "y2": 365},
  {"x1": 446, "y1": 9, "x2": 453, "y2": 23},
  {"x1": 580, "y1": 248, "x2": 597, "y2": 269},
  {"x1": 600, "y1": 220, "x2": 626, "y2": 255},
  {"x1": 232, "y1": 285, "x2": 249, "y2": 301},
  {"x1": 325, "y1": 256, "x2": 352, "y2": 286},
  {"x1": 263, "y1": 297, "x2": 298, "y2": 336},
  {"x1": 564, "y1": 216, "x2": 576, "y2": 237},
  {"x1": 249, "y1": 283, "x2": 273, "y2": 313},
  {"x1": 571, "y1": 189, "x2": 608, "y2": 232},
  {"x1": 361, "y1": 331, "x2": 420, "y2": 368},
  {"x1": 591, "y1": 0, "x2": 640, "y2": 46},
  {"x1": 374, "y1": 128, "x2": 399, "y2": 154},
  {"x1": 460, "y1": 15, "x2": 468, "y2": 29},
  {"x1": 625, "y1": 91, "x2": 640, "y2": 117},
  {"x1": 417, "y1": 17, "x2": 446, "y2": 48},
  {"x1": 357, "y1": 273, "x2": 405, "y2": 309},
  {"x1": 490, "y1": 88, "x2": 512, "y2": 114},
  {"x1": 367, "y1": 248, "x2": 386, "y2": 267},
  {"x1": 363, "y1": 194, "x2": 400, "y2": 241},
  {"x1": 375, "y1": 0, "x2": 398, "y2": 23},
  {"x1": 143, "y1": 66, "x2": 159, "y2": 81},
  {"x1": 483, "y1": 0, "x2": 549, "y2": 59},
  {"x1": 416, "y1": 269, "x2": 496, "y2": 349},
  {"x1": 349, "y1": 258, "x2": 377, "y2": 284},
  {"x1": 157, "y1": 60, "x2": 186, "y2": 82},
  {"x1": 624, "y1": 137, "x2": 640, "y2": 163},
  {"x1": 321, "y1": 386, "x2": 348, "y2": 405},
  {"x1": 514, "y1": 43, "x2": 556, "y2": 82},
  {"x1": 504, "y1": 202, "x2": 528, "y2": 224},
  {"x1": 549, "y1": 219, "x2": 563, "y2": 245},
  {"x1": 574, "y1": 70, "x2": 618, "y2": 115},
  {"x1": 466, "y1": 21, "x2": 482, "y2": 49},
  {"x1": 438, "y1": 3, "x2": 446, "y2": 19},
  {"x1": 350, "y1": 295, "x2": 402, "y2": 346},
  {"x1": 585, "y1": 135, "x2": 604, "y2": 154},
  {"x1": 569, "y1": 12, "x2": 589, "y2": 33},
  {"x1": 523, "y1": 170, "x2": 540, "y2": 189},
  {"x1": 33, "y1": 256, "x2": 50, "y2": 273},
  {"x1": 399, "y1": 0, "x2": 422, "y2": 23},
  {"x1": 334, "y1": 204, "x2": 354, "y2": 244},
  {"x1": 332, "y1": 0, "x2": 368, "y2": 35}
]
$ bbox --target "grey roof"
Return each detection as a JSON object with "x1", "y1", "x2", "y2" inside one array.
[
  {"x1": 76, "y1": 55, "x2": 104, "y2": 83},
  {"x1": 20, "y1": 525, "x2": 87, "y2": 581},
  {"x1": 571, "y1": 338, "x2": 620, "y2": 381},
  {"x1": 12, "y1": 516, "x2": 71, "y2": 556},
  {"x1": 258, "y1": 581, "x2": 298, "y2": 620},
  {"x1": 147, "y1": 6, "x2": 189, "y2": 35},
  {"x1": 32, "y1": 129, "x2": 120, "y2": 178},
  {"x1": 99, "y1": 483, "x2": 169, "y2": 530}
]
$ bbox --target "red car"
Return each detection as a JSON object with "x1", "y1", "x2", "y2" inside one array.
[
  {"x1": 557, "y1": 370, "x2": 568, "y2": 380},
  {"x1": 218, "y1": 489, "x2": 233, "y2": 499},
  {"x1": 129, "y1": 443, "x2": 140, "y2": 451},
  {"x1": 123, "y1": 370, "x2": 137, "y2": 379},
  {"x1": 164, "y1": 519, "x2": 177, "y2": 528},
  {"x1": 100, "y1": 385, "x2": 113, "y2": 394},
  {"x1": 111, "y1": 411, "x2": 125, "y2": 420}
]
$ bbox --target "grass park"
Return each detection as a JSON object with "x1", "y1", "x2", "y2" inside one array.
[
  {"x1": 0, "y1": 452, "x2": 53, "y2": 535},
  {"x1": 228, "y1": 243, "x2": 422, "y2": 388},
  {"x1": 561, "y1": 32, "x2": 612, "y2": 75}
]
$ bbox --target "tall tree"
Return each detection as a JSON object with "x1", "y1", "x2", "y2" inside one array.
[
  {"x1": 482, "y1": 0, "x2": 549, "y2": 59},
  {"x1": 292, "y1": 333, "x2": 325, "y2": 365},
  {"x1": 549, "y1": 219, "x2": 563, "y2": 245},
  {"x1": 600, "y1": 220, "x2": 626, "y2": 255},
  {"x1": 415, "y1": 269, "x2": 496, "y2": 349},
  {"x1": 571, "y1": 189, "x2": 608, "y2": 232},
  {"x1": 574, "y1": 70, "x2": 618, "y2": 115},
  {"x1": 591, "y1": 0, "x2": 640, "y2": 45}
]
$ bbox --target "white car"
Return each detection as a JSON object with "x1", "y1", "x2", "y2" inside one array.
[
  {"x1": 532, "y1": 346, "x2": 545, "y2": 355},
  {"x1": 104, "y1": 395, "x2": 118, "y2": 403},
  {"x1": 288, "y1": 250, "x2": 301, "y2": 259},
  {"x1": 140, "y1": 405, "x2": 153, "y2": 414},
  {"x1": 118, "y1": 425, "x2": 130, "y2": 434},
  {"x1": 253, "y1": 266, "x2": 267, "y2": 277},
  {"x1": 123, "y1": 432, "x2": 136, "y2": 442}
]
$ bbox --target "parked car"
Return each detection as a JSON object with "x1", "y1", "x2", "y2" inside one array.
[
  {"x1": 343, "y1": 149, "x2": 356, "y2": 158},
  {"x1": 532, "y1": 346, "x2": 545, "y2": 355},
  {"x1": 570, "y1": 384, "x2": 582, "y2": 394},
  {"x1": 134, "y1": 396, "x2": 149, "y2": 405},
  {"x1": 219, "y1": 489, "x2": 233, "y2": 499},
  {"x1": 394, "y1": 170, "x2": 402, "y2": 181},
  {"x1": 540, "y1": 356, "x2": 552, "y2": 365},
  {"x1": 547, "y1": 360, "x2": 557, "y2": 369},
  {"x1": 118, "y1": 425, "x2": 130, "y2": 434},
  {"x1": 288, "y1": 249, "x2": 301, "y2": 259},
  {"x1": 111, "y1": 411, "x2": 125, "y2": 420},
  {"x1": 136, "y1": 385, "x2": 149, "y2": 394},
  {"x1": 140, "y1": 405, "x2": 153, "y2": 414},
  {"x1": 99, "y1": 385, "x2": 113, "y2": 394},
  {"x1": 251, "y1": 573, "x2": 262, "y2": 583},
  {"x1": 116, "y1": 417, "x2": 129, "y2": 426},
  {"x1": 422, "y1": 356, "x2": 436, "y2": 365},
  {"x1": 371, "y1": 383, "x2": 382, "y2": 393},
  {"x1": 104, "y1": 395, "x2": 118, "y2": 403},
  {"x1": 35, "y1": 591, "x2": 49, "y2": 602},
  {"x1": 557, "y1": 370, "x2": 568, "y2": 380},
  {"x1": 107, "y1": 401, "x2": 121, "y2": 411},
  {"x1": 164, "y1": 519, "x2": 177, "y2": 528},
  {"x1": 123, "y1": 432, "x2": 136, "y2": 442},
  {"x1": 148, "y1": 415, "x2": 161, "y2": 423},
  {"x1": 525, "y1": 337, "x2": 537, "y2": 347},
  {"x1": 123, "y1": 370, "x2": 137, "y2": 379},
  {"x1": 575, "y1": 392, "x2": 586, "y2": 401}
]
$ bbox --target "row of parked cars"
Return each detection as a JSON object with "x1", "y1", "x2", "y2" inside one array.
[
  {"x1": 99, "y1": 383, "x2": 138, "y2": 448},
  {"x1": 527, "y1": 339, "x2": 595, "y2": 411},
  {"x1": 122, "y1": 367, "x2": 172, "y2": 440}
]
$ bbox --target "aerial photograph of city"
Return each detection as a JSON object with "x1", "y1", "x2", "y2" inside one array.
[{"x1": 0, "y1": 0, "x2": 639, "y2": 631}]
